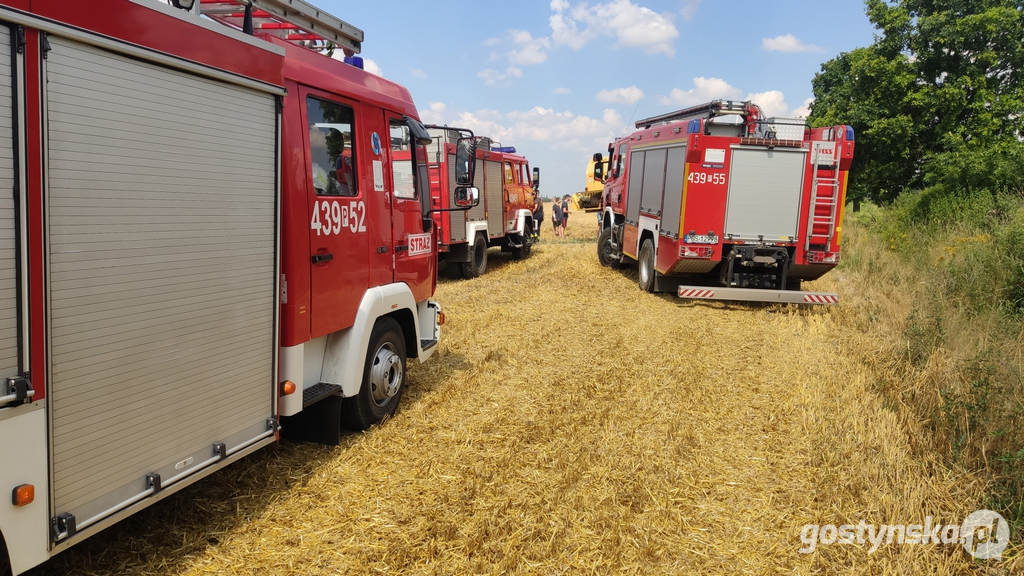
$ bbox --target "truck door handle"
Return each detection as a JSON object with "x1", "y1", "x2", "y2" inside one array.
[{"x1": 311, "y1": 253, "x2": 334, "y2": 264}]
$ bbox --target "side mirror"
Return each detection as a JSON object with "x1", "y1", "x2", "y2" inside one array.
[
  {"x1": 592, "y1": 153, "x2": 604, "y2": 180},
  {"x1": 454, "y1": 186, "x2": 479, "y2": 208},
  {"x1": 455, "y1": 137, "x2": 477, "y2": 186},
  {"x1": 532, "y1": 166, "x2": 540, "y2": 191}
]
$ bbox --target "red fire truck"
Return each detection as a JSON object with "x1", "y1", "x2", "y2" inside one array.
[
  {"x1": 596, "y1": 100, "x2": 854, "y2": 304},
  {"x1": 0, "y1": 1, "x2": 477, "y2": 573},
  {"x1": 427, "y1": 129, "x2": 539, "y2": 278}
]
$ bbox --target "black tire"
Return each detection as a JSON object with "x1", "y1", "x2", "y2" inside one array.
[
  {"x1": 597, "y1": 226, "x2": 618, "y2": 267},
  {"x1": 460, "y1": 234, "x2": 488, "y2": 278},
  {"x1": 512, "y1": 224, "x2": 533, "y2": 260},
  {"x1": 342, "y1": 317, "x2": 407, "y2": 430},
  {"x1": 638, "y1": 238, "x2": 657, "y2": 292}
]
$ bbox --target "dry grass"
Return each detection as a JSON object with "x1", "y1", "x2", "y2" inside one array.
[{"x1": 33, "y1": 213, "x2": 1003, "y2": 575}]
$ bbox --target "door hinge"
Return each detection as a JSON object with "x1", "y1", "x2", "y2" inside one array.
[
  {"x1": 14, "y1": 26, "x2": 25, "y2": 54},
  {"x1": 51, "y1": 513, "x2": 76, "y2": 543},
  {"x1": 40, "y1": 32, "x2": 50, "y2": 60}
]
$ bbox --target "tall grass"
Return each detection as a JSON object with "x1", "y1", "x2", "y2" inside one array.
[{"x1": 840, "y1": 190, "x2": 1024, "y2": 527}]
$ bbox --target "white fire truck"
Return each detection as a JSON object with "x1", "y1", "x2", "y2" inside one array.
[{"x1": 0, "y1": 1, "x2": 477, "y2": 573}]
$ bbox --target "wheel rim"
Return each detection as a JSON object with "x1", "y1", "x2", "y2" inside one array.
[
  {"x1": 640, "y1": 245, "x2": 651, "y2": 284},
  {"x1": 368, "y1": 342, "x2": 403, "y2": 406}
]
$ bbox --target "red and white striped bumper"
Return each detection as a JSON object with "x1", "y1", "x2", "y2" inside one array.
[{"x1": 677, "y1": 286, "x2": 840, "y2": 305}]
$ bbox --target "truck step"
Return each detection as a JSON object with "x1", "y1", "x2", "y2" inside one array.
[
  {"x1": 420, "y1": 339, "x2": 438, "y2": 351},
  {"x1": 677, "y1": 285, "x2": 839, "y2": 305},
  {"x1": 303, "y1": 382, "x2": 343, "y2": 408}
]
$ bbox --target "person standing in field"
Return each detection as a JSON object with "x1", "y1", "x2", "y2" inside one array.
[
  {"x1": 532, "y1": 197, "x2": 543, "y2": 242},
  {"x1": 551, "y1": 199, "x2": 563, "y2": 237},
  {"x1": 560, "y1": 195, "x2": 570, "y2": 235}
]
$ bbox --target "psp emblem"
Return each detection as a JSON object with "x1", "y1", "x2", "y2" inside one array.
[{"x1": 370, "y1": 132, "x2": 382, "y2": 156}]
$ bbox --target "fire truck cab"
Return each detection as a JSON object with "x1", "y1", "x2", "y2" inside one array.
[
  {"x1": 0, "y1": 1, "x2": 477, "y2": 573},
  {"x1": 427, "y1": 129, "x2": 538, "y2": 278}
]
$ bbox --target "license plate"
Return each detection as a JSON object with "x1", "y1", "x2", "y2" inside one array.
[{"x1": 684, "y1": 233, "x2": 718, "y2": 244}]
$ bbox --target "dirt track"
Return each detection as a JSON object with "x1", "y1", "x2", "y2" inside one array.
[{"x1": 35, "y1": 213, "x2": 990, "y2": 575}]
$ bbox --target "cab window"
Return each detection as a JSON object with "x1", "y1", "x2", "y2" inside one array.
[
  {"x1": 389, "y1": 121, "x2": 415, "y2": 199},
  {"x1": 504, "y1": 162, "x2": 514, "y2": 184},
  {"x1": 520, "y1": 163, "x2": 530, "y2": 185},
  {"x1": 307, "y1": 96, "x2": 357, "y2": 197}
]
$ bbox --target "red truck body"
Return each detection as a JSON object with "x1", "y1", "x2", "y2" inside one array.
[
  {"x1": 0, "y1": 1, "x2": 462, "y2": 572},
  {"x1": 598, "y1": 100, "x2": 855, "y2": 303},
  {"x1": 428, "y1": 131, "x2": 538, "y2": 278}
]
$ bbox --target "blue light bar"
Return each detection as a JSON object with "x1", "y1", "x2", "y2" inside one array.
[
  {"x1": 491, "y1": 146, "x2": 516, "y2": 153},
  {"x1": 343, "y1": 56, "x2": 364, "y2": 70}
]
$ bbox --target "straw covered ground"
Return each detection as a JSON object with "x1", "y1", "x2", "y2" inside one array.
[{"x1": 35, "y1": 207, "x2": 1006, "y2": 575}]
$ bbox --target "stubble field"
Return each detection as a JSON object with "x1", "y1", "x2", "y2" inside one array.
[{"x1": 33, "y1": 206, "x2": 1002, "y2": 575}]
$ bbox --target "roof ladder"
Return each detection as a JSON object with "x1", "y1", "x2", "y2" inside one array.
[
  {"x1": 805, "y1": 141, "x2": 842, "y2": 251},
  {"x1": 198, "y1": 0, "x2": 364, "y2": 54}
]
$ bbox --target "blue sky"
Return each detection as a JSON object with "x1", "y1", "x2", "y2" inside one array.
[{"x1": 319, "y1": 0, "x2": 877, "y2": 199}]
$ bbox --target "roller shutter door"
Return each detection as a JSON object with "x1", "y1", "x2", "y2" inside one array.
[
  {"x1": 46, "y1": 37, "x2": 277, "y2": 531},
  {"x1": 725, "y1": 147, "x2": 807, "y2": 242},
  {"x1": 0, "y1": 26, "x2": 18, "y2": 385},
  {"x1": 484, "y1": 160, "x2": 502, "y2": 238}
]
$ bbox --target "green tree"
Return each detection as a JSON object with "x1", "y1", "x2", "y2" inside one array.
[{"x1": 809, "y1": 0, "x2": 1024, "y2": 205}]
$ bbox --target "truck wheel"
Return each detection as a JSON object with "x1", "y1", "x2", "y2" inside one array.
[
  {"x1": 342, "y1": 317, "x2": 407, "y2": 430},
  {"x1": 461, "y1": 234, "x2": 488, "y2": 278},
  {"x1": 597, "y1": 226, "x2": 617, "y2": 267},
  {"x1": 513, "y1": 225, "x2": 532, "y2": 260},
  {"x1": 638, "y1": 238, "x2": 656, "y2": 292}
]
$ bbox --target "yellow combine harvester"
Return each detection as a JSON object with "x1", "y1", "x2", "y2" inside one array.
[{"x1": 572, "y1": 153, "x2": 609, "y2": 212}]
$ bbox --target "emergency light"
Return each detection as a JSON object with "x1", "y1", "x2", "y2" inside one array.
[{"x1": 491, "y1": 146, "x2": 516, "y2": 153}]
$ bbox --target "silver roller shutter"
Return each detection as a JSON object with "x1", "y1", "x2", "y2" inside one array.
[
  {"x1": 660, "y1": 146, "x2": 687, "y2": 237},
  {"x1": 445, "y1": 152, "x2": 465, "y2": 243},
  {"x1": 46, "y1": 37, "x2": 277, "y2": 531},
  {"x1": 0, "y1": 26, "x2": 18, "y2": 383},
  {"x1": 484, "y1": 160, "x2": 502, "y2": 238},
  {"x1": 465, "y1": 155, "x2": 486, "y2": 226},
  {"x1": 725, "y1": 147, "x2": 807, "y2": 242}
]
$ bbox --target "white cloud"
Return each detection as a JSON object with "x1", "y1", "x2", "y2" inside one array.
[
  {"x1": 791, "y1": 97, "x2": 814, "y2": 118},
  {"x1": 551, "y1": 0, "x2": 678, "y2": 56},
  {"x1": 409, "y1": 68, "x2": 427, "y2": 80},
  {"x1": 420, "y1": 102, "x2": 447, "y2": 125},
  {"x1": 659, "y1": 77, "x2": 740, "y2": 106},
  {"x1": 554, "y1": 87, "x2": 572, "y2": 95},
  {"x1": 509, "y1": 30, "x2": 550, "y2": 66},
  {"x1": 439, "y1": 105, "x2": 626, "y2": 151},
  {"x1": 479, "y1": 29, "x2": 550, "y2": 85},
  {"x1": 680, "y1": 0, "x2": 700, "y2": 20},
  {"x1": 596, "y1": 85, "x2": 644, "y2": 104},
  {"x1": 745, "y1": 90, "x2": 788, "y2": 117},
  {"x1": 478, "y1": 66, "x2": 524, "y2": 86},
  {"x1": 761, "y1": 34, "x2": 822, "y2": 53}
]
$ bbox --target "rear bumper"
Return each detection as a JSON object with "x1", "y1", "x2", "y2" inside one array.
[{"x1": 677, "y1": 286, "x2": 838, "y2": 305}]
